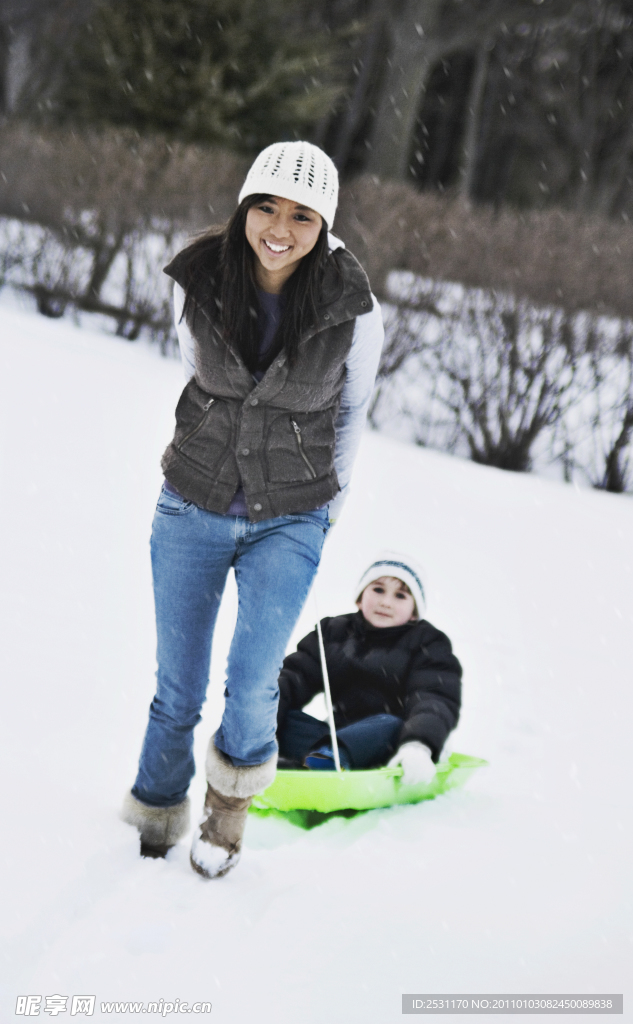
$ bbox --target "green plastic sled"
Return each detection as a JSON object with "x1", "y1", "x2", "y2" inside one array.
[{"x1": 250, "y1": 752, "x2": 487, "y2": 828}]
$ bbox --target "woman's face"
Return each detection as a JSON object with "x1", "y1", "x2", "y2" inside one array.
[{"x1": 245, "y1": 195, "x2": 323, "y2": 294}]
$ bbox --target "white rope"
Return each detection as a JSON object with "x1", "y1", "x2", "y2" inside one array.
[{"x1": 313, "y1": 590, "x2": 342, "y2": 772}]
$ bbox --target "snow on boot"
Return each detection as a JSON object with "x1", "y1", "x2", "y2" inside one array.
[
  {"x1": 190, "y1": 736, "x2": 277, "y2": 879},
  {"x1": 190, "y1": 783, "x2": 251, "y2": 879},
  {"x1": 121, "y1": 792, "x2": 190, "y2": 858}
]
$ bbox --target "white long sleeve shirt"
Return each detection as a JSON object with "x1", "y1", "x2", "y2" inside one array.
[{"x1": 172, "y1": 236, "x2": 384, "y2": 520}]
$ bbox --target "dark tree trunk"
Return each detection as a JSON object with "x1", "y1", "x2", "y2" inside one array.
[
  {"x1": 0, "y1": 21, "x2": 8, "y2": 116},
  {"x1": 410, "y1": 51, "x2": 475, "y2": 190},
  {"x1": 329, "y1": 0, "x2": 386, "y2": 170},
  {"x1": 366, "y1": 0, "x2": 444, "y2": 179},
  {"x1": 459, "y1": 37, "x2": 491, "y2": 200}
]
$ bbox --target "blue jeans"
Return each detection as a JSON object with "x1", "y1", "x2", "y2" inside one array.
[
  {"x1": 132, "y1": 486, "x2": 329, "y2": 808},
  {"x1": 278, "y1": 710, "x2": 403, "y2": 769}
]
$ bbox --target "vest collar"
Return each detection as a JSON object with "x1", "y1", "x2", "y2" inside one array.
[{"x1": 163, "y1": 240, "x2": 372, "y2": 391}]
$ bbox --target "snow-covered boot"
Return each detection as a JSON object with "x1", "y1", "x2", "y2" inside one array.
[
  {"x1": 190, "y1": 736, "x2": 276, "y2": 879},
  {"x1": 121, "y1": 792, "x2": 190, "y2": 858},
  {"x1": 190, "y1": 783, "x2": 251, "y2": 878}
]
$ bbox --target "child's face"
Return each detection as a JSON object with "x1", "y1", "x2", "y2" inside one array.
[{"x1": 357, "y1": 576, "x2": 417, "y2": 628}]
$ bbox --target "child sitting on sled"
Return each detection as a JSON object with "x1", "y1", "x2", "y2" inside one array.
[{"x1": 276, "y1": 553, "x2": 462, "y2": 785}]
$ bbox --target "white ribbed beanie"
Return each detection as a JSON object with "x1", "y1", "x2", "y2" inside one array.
[
  {"x1": 238, "y1": 141, "x2": 339, "y2": 228},
  {"x1": 354, "y1": 551, "x2": 427, "y2": 618}
]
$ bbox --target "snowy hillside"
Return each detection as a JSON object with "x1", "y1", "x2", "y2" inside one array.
[{"x1": 0, "y1": 298, "x2": 631, "y2": 1023}]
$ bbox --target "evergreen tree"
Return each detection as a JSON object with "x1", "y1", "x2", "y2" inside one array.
[{"x1": 43, "y1": 0, "x2": 345, "y2": 151}]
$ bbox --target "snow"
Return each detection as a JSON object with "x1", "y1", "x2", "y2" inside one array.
[
  {"x1": 190, "y1": 828, "x2": 237, "y2": 879},
  {"x1": 0, "y1": 298, "x2": 631, "y2": 1022}
]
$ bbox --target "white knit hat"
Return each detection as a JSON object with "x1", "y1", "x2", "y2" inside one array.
[
  {"x1": 238, "y1": 141, "x2": 339, "y2": 228},
  {"x1": 354, "y1": 551, "x2": 427, "y2": 618}
]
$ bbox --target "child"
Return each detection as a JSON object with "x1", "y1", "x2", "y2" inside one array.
[{"x1": 276, "y1": 553, "x2": 462, "y2": 784}]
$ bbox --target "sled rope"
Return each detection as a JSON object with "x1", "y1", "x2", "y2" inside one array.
[{"x1": 313, "y1": 591, "x2": 342, "y2": 772}]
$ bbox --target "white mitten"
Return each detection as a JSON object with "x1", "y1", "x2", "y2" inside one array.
[{"x1": 388, "y1": 742, "x2": 436, "y2": 785}]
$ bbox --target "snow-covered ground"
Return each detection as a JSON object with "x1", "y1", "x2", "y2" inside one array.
[{"x1": 0, "y1": 299, "x2": 631, "y2": 1022}]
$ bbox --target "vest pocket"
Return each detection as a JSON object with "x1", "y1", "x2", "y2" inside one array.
[
  {"x1": 174, "y1": 392, "x2": 232, "y2": 476},
  {"x1": 290, "y1": 418, "x2": 317, "y2": 479},
  {"x1": 265, "y1": 411, "x2": 334, "y2": 484},
  {"x1": 177, "y1": 397, "x2": 215, "y2": 449}
]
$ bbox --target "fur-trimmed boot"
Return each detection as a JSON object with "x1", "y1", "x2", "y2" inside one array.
[
  {"x1": 121, "y1": 792, "x2": 190, "y2": 858},
  {"x1": 190, "y1": 737, "x2": 277, "y2": 879}
]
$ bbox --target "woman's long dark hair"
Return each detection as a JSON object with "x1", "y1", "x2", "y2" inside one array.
[{"x1": 180, "y1": 194, "x2": 331, "y2": 374}]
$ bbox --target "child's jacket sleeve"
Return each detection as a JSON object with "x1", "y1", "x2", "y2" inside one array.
[
  {"x1": 277, "y1": 622, "x2": 327, "y2": 726},
  {"x1": 398, "y1": 626, "x2": 462, "y2": 760}
]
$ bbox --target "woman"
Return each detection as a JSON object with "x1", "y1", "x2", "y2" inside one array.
[{"x1": 121, "y1": 141, "x2": 384, "y2": 878}]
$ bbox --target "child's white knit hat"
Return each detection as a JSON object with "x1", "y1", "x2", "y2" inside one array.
[
  {"x1": 355, "y1": 551, "x2": 427, "y2": 618},
  {"x1": 238, "y1": 141, "x2": 339, "y2": 228}
]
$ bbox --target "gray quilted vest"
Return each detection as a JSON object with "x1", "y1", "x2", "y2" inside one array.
[{"x1": 162, "y1": 244, "x2": 372, "y2": 522}]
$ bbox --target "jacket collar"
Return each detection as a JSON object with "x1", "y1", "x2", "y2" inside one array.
[{"x1": 164, "y1": 239, "x2": 372, "y2": 340}]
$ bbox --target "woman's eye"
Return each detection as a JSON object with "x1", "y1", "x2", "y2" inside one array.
[
  {"x1": 258, "y1": 205, "x2": 274, "y2": 214},
  {"x1": 294, "y1": 214, "x2": 311, "y2": 222}
]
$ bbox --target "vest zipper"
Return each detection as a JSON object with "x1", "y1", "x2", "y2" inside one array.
[
  {"x1": 290, "y1": 417, "x2": 317, "y2": 479},
  {"x1": 177, "y1": 398, "x2": 215, "y2": 449}
]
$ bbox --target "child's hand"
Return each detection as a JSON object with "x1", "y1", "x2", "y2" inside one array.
[{"x1": 388, "y1": 742, "x2": 436, "y2": 785}]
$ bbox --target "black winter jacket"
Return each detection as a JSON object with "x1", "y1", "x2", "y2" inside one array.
[{"x1": 277, "y1": 612, "x2": 462, "y2": 761}]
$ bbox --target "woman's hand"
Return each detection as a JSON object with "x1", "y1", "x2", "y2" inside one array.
[{"x1": 388, "y1": 742, "x2": 436, "y2": 785}]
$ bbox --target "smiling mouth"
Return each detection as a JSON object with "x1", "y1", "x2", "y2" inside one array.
[{"x1": 263, "y1": 240, "x2": 291, "y2": 255}]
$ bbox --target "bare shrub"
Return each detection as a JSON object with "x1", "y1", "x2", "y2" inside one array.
[
  {"x1": 339, "y1": 175, "x2": 633, "y2": 491},
  {"x1": 337, "y1": 176, "x2": 633, "y2": 321},
  {"x1": 372, "y1": 275, "x2": 633, "y2": 490},
  {"x1": 0, "y1": 219, "x2": 30, "y2": 285},
  {"x1": 550, "y1": 320, "x2": 633, "y2": 492},
  {"x1": 104, "y1": 226, "x2": 188, "y2": 348},
  {"x1": 603, "y1": 402, "x2": 633, "y2": 492},
  {"x1": 0, "y1": 212, "x2": 186, "y2": 341},
  {"x1": 0, "y1": 123, "x2": 246, "y2": 230},
  {"x1": 0, "y1": 217, "x2": 93, "y2": 316},
  {"x1": 2, "y1": 123, "x2": 633, "y2": 491},
  {"x1": 440, "y1": 295, "x2": 580, "y2": 472},
  {"x1": 0, "y1": 123, "x2": 247, "y2": 340},
  {"x1": 5, "y1": 124, "x2": 633, "y2": 345},
  {"x1": 372, "y1": 277, "x2": 445, "y2": 379}
]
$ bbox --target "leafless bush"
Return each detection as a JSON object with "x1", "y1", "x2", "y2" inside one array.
[
  {"x1": 372, "y1": 275, "x2": 633, "y2": 491},
  {"x1": 2, "y1": 124, "x2": 633, "y2": 488},
  {"x1": 453, "y1": 299, "x2": 580, "y2": 471},
  {"x1": 5, "y1": 124, "x2": 633, "y2": 346},
  {"x1": 0, "y1": 214, "x2": 188, "y2": 343},
  {"x1": 0, "y1": 122, "x2": 246, "y2": 230},
  {"x1": 337, "y1": 176, "x2": 633, "y2": 321},
  {"x1": 550, "y1": 320, "x2": 633, "y2": 492},
  {"x1": 0, "y1": 122, "x2": 246, "y2": 341}
]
